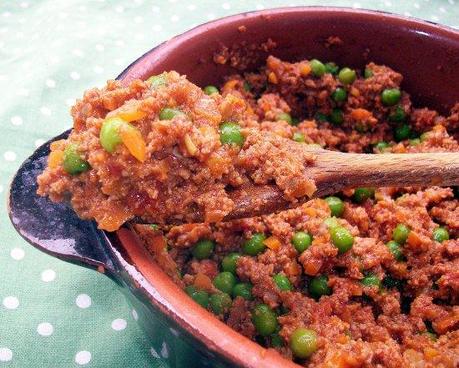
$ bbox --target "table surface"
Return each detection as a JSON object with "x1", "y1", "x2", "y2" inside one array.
[{"x1": 1, "y1": 0, "x2": 458, "y2": 367}]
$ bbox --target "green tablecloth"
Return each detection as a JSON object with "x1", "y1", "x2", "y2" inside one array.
[{"x1": 0, "y1": 0, "x2": 457, "y2": 366}]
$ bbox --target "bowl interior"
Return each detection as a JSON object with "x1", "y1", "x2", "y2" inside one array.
[
  {"x1": 116, "y1": 7, "x2": 459, "y2": 368},
  {"x1": 121, "y1": 7, "x2": 459, "y2": 116}
]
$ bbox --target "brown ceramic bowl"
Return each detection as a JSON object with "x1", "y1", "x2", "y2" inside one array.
[{"x1": 8, "y1": 7, "x2": 459, "y2": 368}]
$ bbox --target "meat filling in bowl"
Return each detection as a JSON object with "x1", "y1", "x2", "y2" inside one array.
[{"x1": 38, "y1": 56, "x2": 458, "y2": 366}]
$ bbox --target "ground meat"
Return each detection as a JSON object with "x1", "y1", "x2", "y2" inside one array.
[{"x1": 38, "y1": 55, "x2": 458, "y2": 367}]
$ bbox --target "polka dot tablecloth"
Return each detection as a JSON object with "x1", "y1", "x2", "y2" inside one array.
[{"x1": 0, "y1": 0, "x2": 458, "y2": 367}]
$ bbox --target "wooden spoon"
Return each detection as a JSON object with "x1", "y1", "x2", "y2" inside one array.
[{"x1": 223, "y1": 148, "x2": 459, "y2": 221}]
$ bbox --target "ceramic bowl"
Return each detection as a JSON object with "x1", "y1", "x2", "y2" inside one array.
[{"x1": 8, "y1": 7, "x2": 459, "y2": 368}]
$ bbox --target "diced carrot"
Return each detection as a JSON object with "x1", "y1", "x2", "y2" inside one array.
[
  {"x1": 433, "y1": 312, "x2": 459, "y2": 334},
  {"x1": 183, "y1": 134, "x2": 198, "y2": 156},
  {"x1": 303, "y1": 259, "x2": 322, "y2": 276},
  {"x1": 263, "y1": 236, "x2": 281, "y2": 251},
  {"x1": 194, "y1": 272, "x2": 213, "y2": 291},
  {"x1": 223, "y1": 79, "x2": 239, "y2": 90},
  {"x1": 350, "y1": 87, "x2": 360, "y2": 97},
  {"x1": 423, "y1": 348, "x2": 439, "y2": 360},
  {"x1": 407, "y1": 231, "x2": 423, "y2": 248},
  {"x1": 119, "y1": 125, "x2": 147, "y2": 162},
  {"x1": 268, "y1": 72, "x2": 278, "y2": 84},
  {"x1": 300, "y1": 63, "x2": 311, "y2": 77},
  {"x1": 206, "y1": 152, "x2": 230, "y2": 177},
  {"x1": 110, "y1": 101, "x2": 147, "y2": 122},
  {"x1": 48, "y1": 150, "x2": 64, "y2": 169},
  {"x1": 303, "y1": 207, "x2": 317, "y2": 217},
  {"x1": 286, "y1": 261, "x2": 301, "y2": 276},
  {"x1": 350, "y1": 108, "x2": 372, "y2": 121}
]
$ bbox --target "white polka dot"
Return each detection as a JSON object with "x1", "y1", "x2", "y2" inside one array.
[
  {"x1": 0, "y1": 74, "x2": 7, "y2": 81},
  {"x1": 10, "y1": 248, "x2": 25, "y2": 260},
  {"x1": 222, "y1": 3, "x2": 231, "y2": 9},
  {"x1": 206, "y1": 13, "x2": 216, "y2": 20},
  {"x1": 45, "y1": 79, "x2": 56, "y2": 88},
  {"x1": 70, "y1": 71, "x2": 81, "y2": 80},
  {"x1": 37, "y1": 322, "x2": 53, "y2": 336},
  {"x1": 95, "y1": 44, "x2": 105, "y2": 52},
  {"x1": 115, "y1": 5, "x2": 124, "y2": 13},
  {"x1": 255, "y1": 4, "x2": 265, "y2": 10},
  {"x1": 134, "y1": 16, "x2": 143, "y2": 23},
  {"x1": 0, "y1": 348, "x2": 12, "y2": 362},
  {"x1": 17, "y1": 88, "x2": 29, "y2": 96},
  {"x1": 153, "y1": 24, "x2": 162, "y2": 32},
  {"x1": 111, "y1": 318, "x2": 127, "y2": 331},
  {"x1": 131, "y1": 309, "x2": 138, "y2": 321},
  {"x1": 3, "y1": 151, "x2": 17, "y2": 161},
  {"x1": 10, "y1": 116, "x2": 23, "y2": 126},
  {"x1": 170, "y1": 15, "x2": 179, "y2": 22},
  {"x1": 0, "y1": 185, "x2": 3, "y2": 194},
  {"x1": 439, "y1": 6, "x2": 446, "y2": 13},
  {"x1": 187, "y1": 4, "x2": 196, "y2": 10},
  {"x1": 114, "y1": 58, "x2": 124, "y2": 66},
  {"x1": 150, "y1": 347, "x2": 160, "y2": 359},
  {"x1": 93, "y1": 66, "x2": 104, "y2": 74},
  {"x1": 151, "y1": 5, "x2": 160, "y2": 12},
  {"x1": 35, "y1": 139, "x2": 46, "y2": 147},
  {"x1": 49, "y1": 55, "x2": 60, "y2": 64},
  {"x1": 2, "y1": 11, "x2": 12, "y2": 17},
  {"x1": 65, "y1": 98, "x2": 76, "y2": 107},
  {"x1": 41, "y1": 269, "x2": 56, "y2": 282},
  {"x1": 20, "y1": 2, "x2": 29, "y2": 8},
  {"x1": 3, "y1": 296, "x2": 19, "y2": 310},
  {"x1": 76, "y1": 294, "x2": 92, "y2": 309},
  {"x1": 448, "y1": 0, "x2": 455, "y2": 5},
  {"x1": 413, "y1": 2, "x2": 420, "y2": 8},
  {"x1": 40, "y1": 106, "x2": 52, "y2": 116},
  {"x1": 115, "y1": 39, "x2": 125, "y2": 46},
  {"x1": 58, "y1": 12, "x2": 68, "y2": 19},
  {"x1": 72, "y1": 49, "x2": 84, "y2": 57},
  {"x1": 75, "y1": 351, "x2": 91, "y2": 365},
  {"x1": 384, "y1": 0, "x2": 392, "y2": 6}
]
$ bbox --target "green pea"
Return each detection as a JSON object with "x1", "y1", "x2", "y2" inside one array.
[
  {"x1": 243, "y1": 81, "x2": 251, "y2": 92},
  {"x1": 291, "y1": 231, "x2": 312, "y2": 253},
  {"x1": 277, "y1": 112, "x2": 293, "y2": 125},
  {"x1": 232, "y1": 282, "x2": 253, "y2": 300},
  {"x1": 213, "y1": 272, "x2": 237, "y2": 295},
  {"x1": 100, "y1": 117, "x2": 124, "y2": 153},
  {"x1": 270, "y1": 333, "x2": 284, "y2": 347},
  {"x1": 159, "y1": 108, "x2": 183, "y2": 120},
  {"x1": 375, "y1": 141, "x2": 390, "y2": 152},
  {"x1": 330, "y1": 226, "x2": 354, "y2": 253},
  {"x1": 290, "y1": 328, "x2": 317, "y2": 359},
  {"x1": 325, "y1": 62, "x2": 339, "y2": 75},
  {"x1": 432, "y1": 227, "x2": 449, "y2": 243},
  {"x1": 361, "y1": 273, "x2": 381, "y2": 288},
  {"x1": 309, "y1": 275, "x2": 331, "y2": 298},
  {"x1": 62, "y1": 144, "x2": 90, "y2": 175},
  {"x1": 203, "y1": 85, "x2": 219, "y2": 95},
  {"x1": 353, "y1": 188, "x2": 375, "y2": 203},
  {"x1": 331, "y1": 88, "x2": 347, "y2": 103},
  {"x1": 389, "y1": 105, "x2": 406, "y2": 122},
  {"x1": 329, "y1": 108, "x2": 344, "y2": 125},
  {"x1": 220, "y1": 122, "x2": 245, "y2": 146},
  {"x1": 338, "y1": 67, "x2": 356, "y2": 85},
  {"x1": 242, "y1": 233, "x2": 266, "y2": 256},
  {"x1": 185, "y1": 285, "x2": 209, "y2": 308},
  {"x1": 314, "y1": 112, "x2": 328, "y2": 122},
  {"x1": 381, "y1": 88, "x2": 401, "y2": 106},
  {"x1": 209, "y1": 293, "x2": 232, "y2": 315},
  {"x1": 386, "y1": 241, "x2": 404, "y2": 261},
  {"x1": 192, "y1": 239, "x2": 214, "y2": 260},
  {"x1": 409, "y1": 138, "x2": 420, "y2": 146},
  {"x1": 252, "y1": 304, "x2": 278, "y2": 336},
  {"x1": 310, "y1": 59, "x2": 326, "y2": 77},
  {"x1": 392, "y1": 224, "x2": 410, "y2": 245},
  {"x1": 150, "y1": 224, "x2": 159, "y2": 231},
  {"x1": 273, "y1": 273, "x2": 293, "y2": 291},
  {"x1": 420, "y1": 132, "x2": 431, "y2": 142},
  {"x1": 221, "y1": 253, "x2": 241, "y2": 274},
  {"x1": 325, "y1": 196, "x2": 345, "y2": 217},
  {"x1": 364, "y1": 68, "x2": 374, "y2": 79},
  {"x1": 146, "y1": 73, "x2": 167, "y2": 88},
  {"x1": 394, "y1": 124, "x2": 412, "y2": 141},
  {"x1": 293, "y1": 132, "x2": 305, "y2": 143},
  {"x1": 425, "y1": 332, "x2": 437, "y2": 342},
  {"x1": 323, "y1": 217, "x2": 339, "y2": 229}
]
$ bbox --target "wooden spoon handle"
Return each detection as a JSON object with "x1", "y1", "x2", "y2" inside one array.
[
  {"x1": 226, "y1": 151, "x2": 459, "y2": 220},
  {"x1": 311, "y1": 150, "x2": 459, "y2": 197}
]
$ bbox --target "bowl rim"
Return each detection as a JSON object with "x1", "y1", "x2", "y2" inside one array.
[{"x1": 113, "y1": 7, "x2": 459, "y2": 367}]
